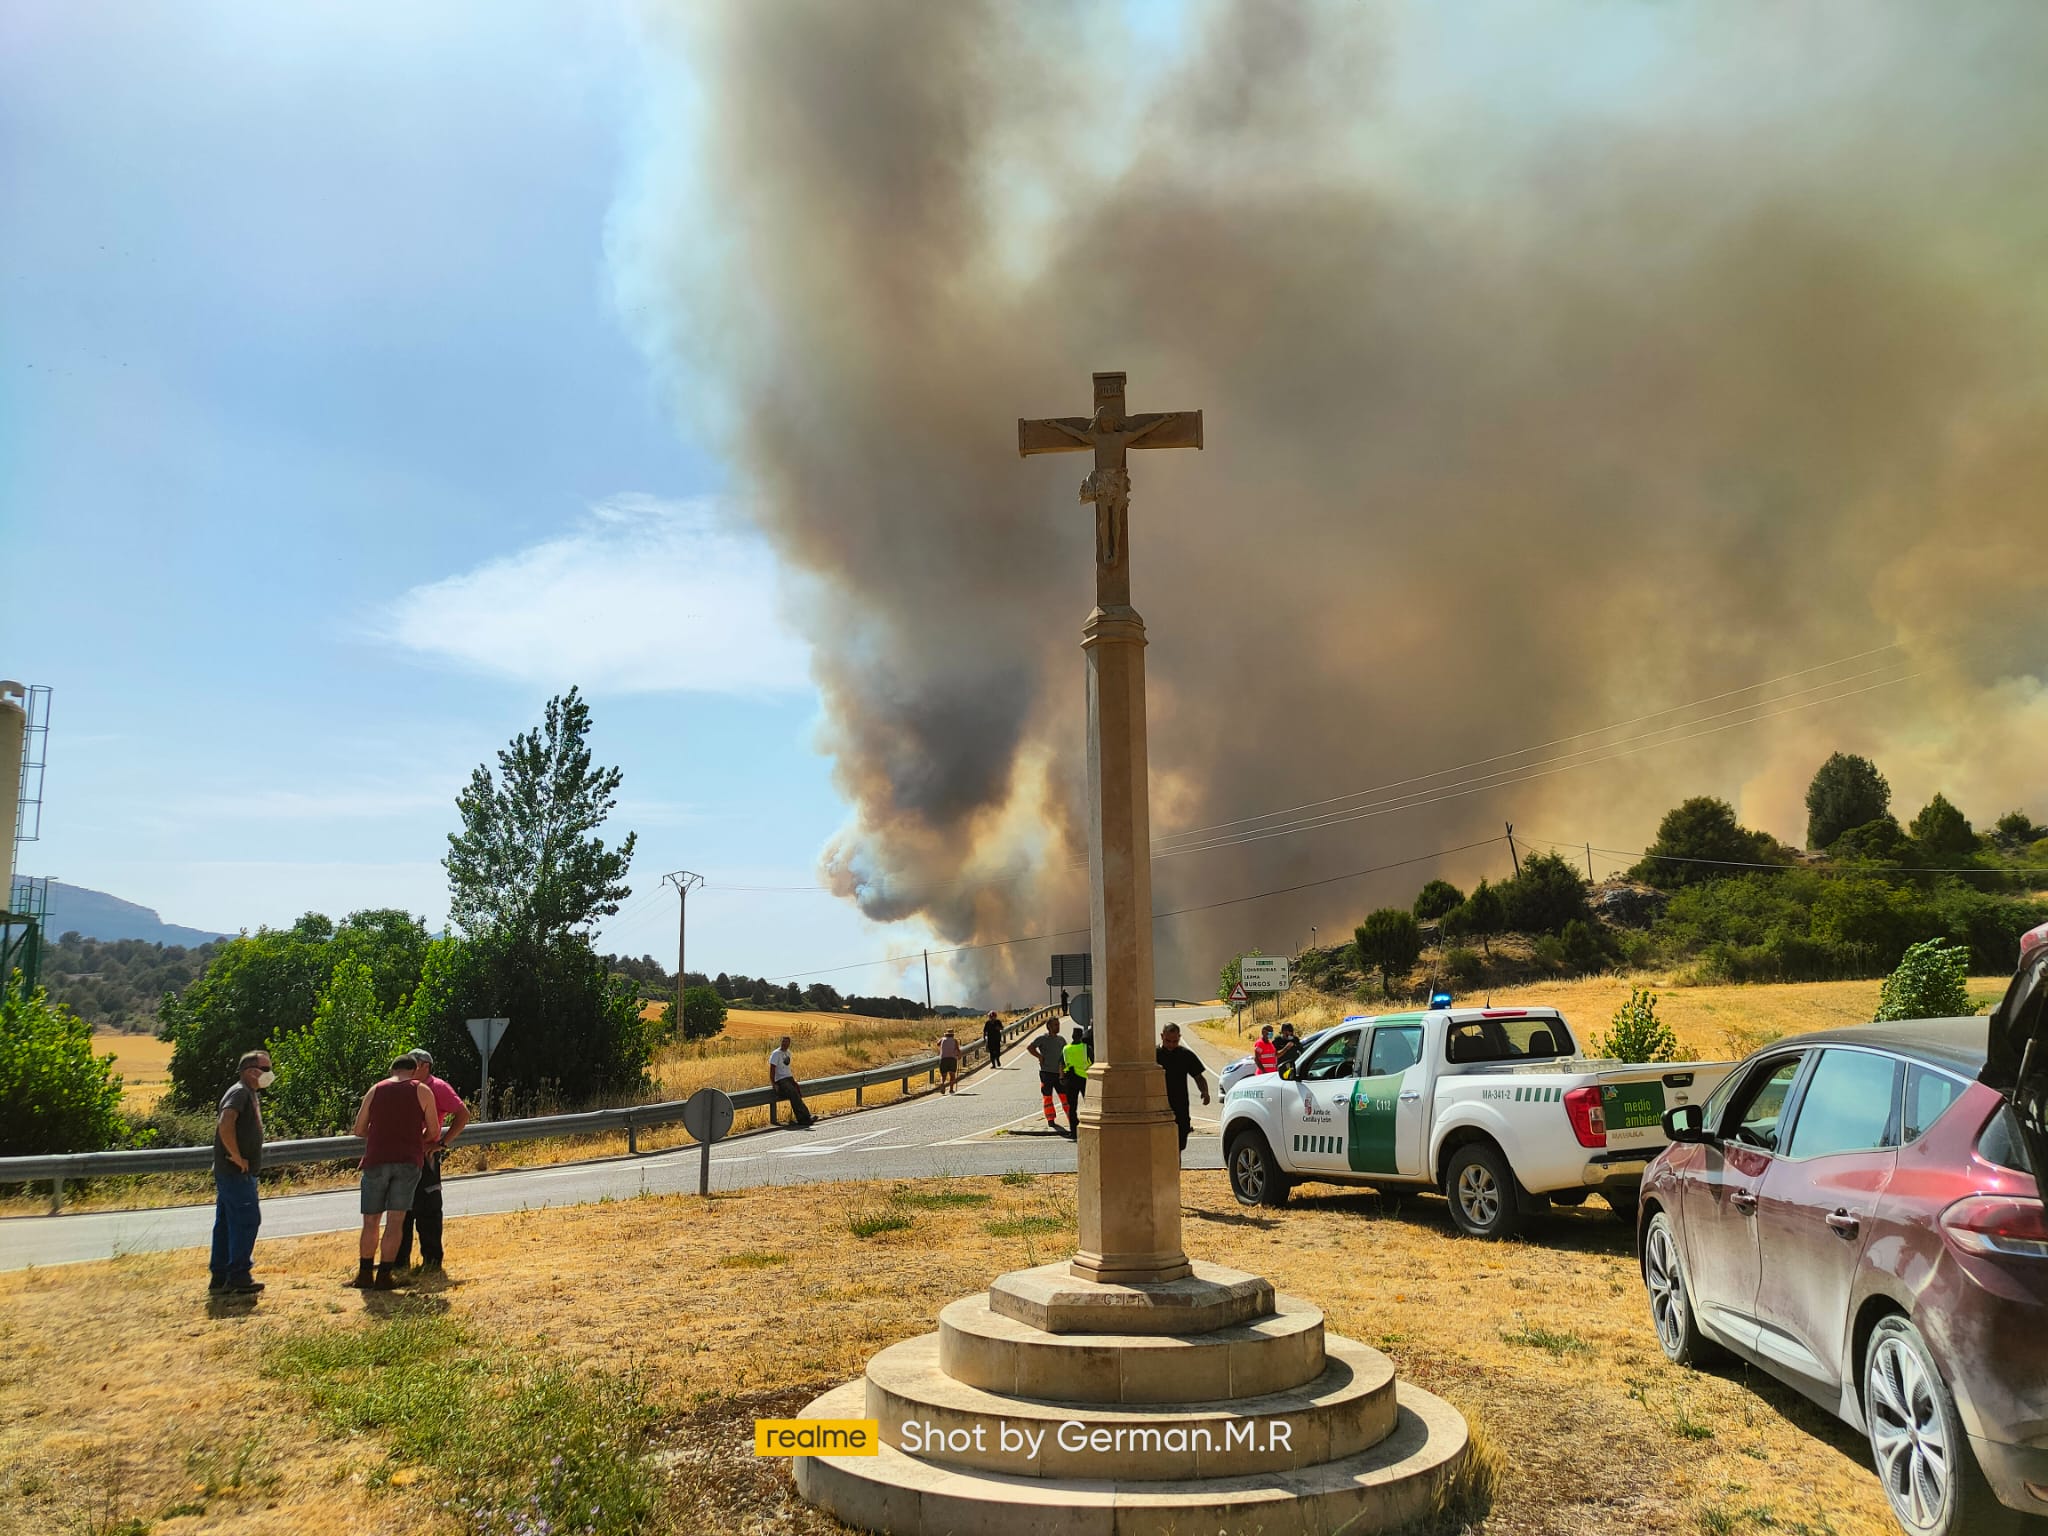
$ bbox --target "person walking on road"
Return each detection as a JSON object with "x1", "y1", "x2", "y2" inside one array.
[
  {"x1": 1027, "y1": 1017, "x2": 1068, "y2": 1135},
  {"x1": 1059, "y1": 1027, "x2": 1092, "y2": 1131},
  {"x1": 209, "y1": 1049, "x2": 271, "y2": 1296},
  {"x1": 982, "y1": 1011, "x2": 1004, "y2": 1069},
  {"x1": 769, "y1": 1035, "x2": 814, "y2": 1128},
  {"x1": 937, "y1": 1028, "x2": 962, "y2": 1092},
  {"x1": 349, "y1": 1056, "x2": 437, "y2": 1290},
  {"x1": 1157, "y1": 1024, "x2": 1212, "y2": 1156},
  {"x1": 396, "y1": 1049, "x2": 469, "y2": 1272},
  {"x1": 1059, "y1": 988, "x2": 1071, "y2": 1018},
  {"x1": 1253, "y1": 1024, "x2": 1280, "y2": 1075}
]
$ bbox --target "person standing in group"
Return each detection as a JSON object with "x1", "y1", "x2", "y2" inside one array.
[
  {"x1": 349, "y1": 1055, "x2": 437, "y2": 1290},
  {"x1": 1156, "y1": 1024, "x2": 1212, "y2": 1156},
  {"x1": 209, "y1": 1049, "x2": 271, "y2": 1296},
  {"x1": 936, "y1": 1028, "x2": 962, "y2": 1093},
  {"x1": 1059, "y1": 1026, "x2": 1092, "y2": 1131},
  {"x1": 1253, "y1": 1024, "x2": 1280, "y2": 1075},
  {"x1": 1027, "y1": 1017, "x2": 1068, "y2": 1135},
  {"x1": 769, "y1": 1035, "x2": 814, "y2": 1128},
  {"x1": 1274, "y1": 1022, "x2": 1302, "y2": 1075},
  {"x1": 396, "y1": 1049, "x2": 470, "y2": 1273},
  {"x1": 982, "y1": 1011, "x2": 1004, "y2": 1069}
]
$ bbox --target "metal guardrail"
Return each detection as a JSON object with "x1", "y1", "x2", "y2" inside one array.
[{"x1": 1, "y1": 1006, "x2": 1062, "y2": 1210}]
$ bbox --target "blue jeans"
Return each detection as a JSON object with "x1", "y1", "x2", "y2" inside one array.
[{"x1": 210, "y1": 1169, "x2": 261, "y2": 1283}]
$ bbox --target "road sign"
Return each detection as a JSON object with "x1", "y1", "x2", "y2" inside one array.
[
  {"x1": 1050, "y1": 952, "x2": 1092, "y2": 988},
  {"x1": 683, "y1": 1086, "x2": 736, "y2": 1198},
  {"x1": 1228, "y1": 982, "x2": 1248, "y2": 1005},
  {"x1": 1241, "y1": 956, "x2": 1290, "y2": 992},
  {"x1": 466, "y1": 1017, "x2": 510, "y2": 1121},
  {"x1": 1067, "y1": 991, "x2": 1093, "y2": 1030}
]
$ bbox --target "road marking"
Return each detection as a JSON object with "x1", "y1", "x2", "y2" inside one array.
[{"x1": 779, "y1": 1127, "x2": 901, "y2": 1158}]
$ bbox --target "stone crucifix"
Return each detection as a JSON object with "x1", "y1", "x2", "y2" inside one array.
[{"x1": 1018, "y1": 371, "x2": 1203, "y2": 1286}]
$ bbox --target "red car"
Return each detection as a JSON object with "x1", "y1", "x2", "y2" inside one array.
[{"x1": 1638, "y1": 928, "x2": 2048, "y2": 1536}]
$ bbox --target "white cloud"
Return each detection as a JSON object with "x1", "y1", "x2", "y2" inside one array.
[{"x1": 378, "y1": 495, "x2": 811, "y2": 694}]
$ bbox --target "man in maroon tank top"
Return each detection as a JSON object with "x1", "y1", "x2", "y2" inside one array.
[{"x1": 348, "y1": 1055, "x2": 437, "y2": 1290}]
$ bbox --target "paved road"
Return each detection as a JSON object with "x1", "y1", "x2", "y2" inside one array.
[{"x1": 0, "y1": 1006, "x2": 1235, "y2": 1272}]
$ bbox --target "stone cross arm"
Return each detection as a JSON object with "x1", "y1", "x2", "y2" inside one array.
[{"x1": 1016, "y1": 410, "x2": 1204, "y2": 457}]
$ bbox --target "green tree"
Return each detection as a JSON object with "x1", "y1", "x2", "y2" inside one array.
[
  {"x1": 1909, "y1": 793, "x2": 1976, "y2": 861},
  {"x1": 1354, "y1": 910, "x2": 1423, "y2": 997},
  {"x1": 1806, "y1": 752, "x2": 1891, "y2": 850},
  {"x1": 1219, "y1": 948, "x2": 1262, "y2": 1002},
  {"x1": 1829, "y1": 815, "x2": 1911, "y2": 865},
  {"x1": 680, "y1": 984, "x2": 729, "y2": 1042},
  {"x1": 1561, "y1": 918, "x2": 1608, "y2": 974},
  {"x1": 1412, "y1": 879, "x2": 1465, "y2": 922},
  {"x1": 1992, "y1": 809, "x2": 2042, "y2": 851},
  {"x1": 1595, "y1": 986, "x2": 1679, "y2": 1063},
  {"x1": 1500, "y1": 851, "x2": 1591, "y2": 936},
  {"x1": 264, "y1": 958, "x2": 413, "y2": 1136},
  {"x1": 1629, "y1": 796, "x2": 1791, "y2": 889},
  {"x1": 1873, "y1": 938, "x2": 1972, "y2": 1023},
  {"x1": 1444, "y1": 879, "x2": 1505, "y2": 955},
  {"x1": 0, "y1": 973, "x2": 127, "y2": 1155},
  {"x1": 444, "y1": 688, "x2": 637, "y2": 943}
]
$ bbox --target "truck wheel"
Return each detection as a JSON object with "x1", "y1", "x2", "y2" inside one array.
[
  {"x1": 1643, "y1": 1211, "x2": 1723, "y2": 1367},
  {"x1": 1226, "y1": 1130, "x2": 1291, "y2": 1208},
  {"x1": 1444, "y1": 1142, "x2": 1522, "y2": 1239},
  {"x1": 1605, "y1": 1189, "x2": 1639, "y2": 1224}
]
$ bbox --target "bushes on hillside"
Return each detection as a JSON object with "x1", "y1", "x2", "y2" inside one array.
[
  {"x1": 1628, "y1": 797, "x2": 1792, "y2": 889},
  {"x1": 0, "y1": 973, "x2": 127, "y2": 1156},
  {"x1": 1355, "y1": 911, "x2": 1423, "y2": 996},
  {"x1": 1413, "y1": 880, "x2": 1465, "y2": 922},
  {"x1": 1500, "y1": 852, "x2": 1591, "y2": 936}
]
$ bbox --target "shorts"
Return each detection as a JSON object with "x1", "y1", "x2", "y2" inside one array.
[
  {"x1": 361, "y1": 1161, "x2": 422, "y2": 1214},
  {"x1": 939, "y1": 1057, "x2": 958, "y2": 1077}
]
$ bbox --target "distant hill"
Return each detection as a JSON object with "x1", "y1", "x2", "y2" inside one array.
[{"x1": 42, "y1": 881, "x2": 230, "y2": 947}]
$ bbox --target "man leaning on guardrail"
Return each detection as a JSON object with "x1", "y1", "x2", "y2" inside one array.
[
  {"x1": 768, "y1": 1035, "x2": 814, "y2": 1129},
  {"x1": 208, "y1": 1049, "x2": 272, "y2": 1297}
]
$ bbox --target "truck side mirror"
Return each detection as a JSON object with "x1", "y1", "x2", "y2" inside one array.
[{"x1": 1663, "y1": 1103, "x2": 1712, "y2": 1144}]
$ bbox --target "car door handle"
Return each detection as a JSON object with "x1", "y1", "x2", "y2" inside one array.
[
  {"x1": 1730, "y1": 1190, "x2": 1758, "y2": 1214},
  {"x1": 1398, "y1": 1091, "x2": 1422, "y2": 1102},
  {"x1": 1825, "y1": 1210, "x2": 1860, "y2": 1240}
]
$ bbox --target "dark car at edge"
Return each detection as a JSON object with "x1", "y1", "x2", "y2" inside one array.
[{"x1": 1635, "y1": 925, "x2": 2048, "y2": 1536}]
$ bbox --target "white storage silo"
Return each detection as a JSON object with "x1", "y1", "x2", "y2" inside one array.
[{"x1": 0, "y1": 681, "x2": 25, "y2": 913}]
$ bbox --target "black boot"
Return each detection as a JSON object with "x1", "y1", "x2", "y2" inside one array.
[
  {"x1": 372, "y1": 1262, "x2": 396, "y2": 1290},
  {"x1": 347, "y1": 1258, "x2": 374, "y2": 1288}
]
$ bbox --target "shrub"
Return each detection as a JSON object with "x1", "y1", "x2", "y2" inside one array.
[
  {"x1": 1874, "y1": 938, "x2": 1973, "y2": 1022},
  {"x1": 0, "y1": 973, "x2": 127, "y2": 1155},
  {"x1": 1355, "y1": 910, "x2": 1423, "y2": 996},
  {"x1": 679, "y1": 984, "x2": 728, "y2": 1042},
  {"x1": 1500, "y1": 852, "x2": 1591, "y2": 936},
  {"x1": 1628, "y1": 796, "x2": 1792, "y2": 889},
  {"x1": 1596, "y1": 987, "x2": 1679, "y2": 1063},
  {"x1": 1992, "y1": 809, "x2": 2042, "y2": 851},
  {"x1": 264, "y1": 958, "x2": 413, "y2": 1137},
  {"x1": 1444, "y1": 946, "x2": 1486, "y2": 985},
  {"x1": 1909, "y1": 793, "x2": 1976, "y2": 860},
  {"x1": 1807, "y1": 752, "x2": 1891, "y2": 850},
  {"x1": 1533, "y1": 935, "x2": 1568, "y2": 971},
  {"x1": 1445, "y1": 879, "x2": 1505, "y2": 954},
  {"x1": 1413, "y1": 880, "x2": 1465, "y2": 922},
  {"x1": 1561, "y1": 919, "x2": 1609, "y2": 974}
]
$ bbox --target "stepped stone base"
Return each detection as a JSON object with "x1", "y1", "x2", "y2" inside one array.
[
  {"x1": 793, "y1": 1378, "x2": 1470, "y2": 1536},
  {"x1": 791, "y1": 1265, "x2": 1472, "y2": 1535}
]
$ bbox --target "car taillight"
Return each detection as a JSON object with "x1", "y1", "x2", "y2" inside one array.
[
  {"x1": 1940, "y1": 1196, "x2": 2048, "y2": 1259},
  {"x1": 1565, "y1": 1086, "x2": 1606, "y2": 1149}
]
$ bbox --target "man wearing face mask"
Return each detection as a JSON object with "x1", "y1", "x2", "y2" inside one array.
[{"x1": 209, "y1": 1049, "x2": 272, "y2": 1296}]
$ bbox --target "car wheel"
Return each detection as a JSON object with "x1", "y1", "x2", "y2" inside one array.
[
  {"x1": 1643, "y1": 1211, "x2": 1723, "y2": 1367},
  {"x1": 1445, "y1": 1142, "x2": 1522, "y2": 1239},
  {"x1": 1864, "y1": 1316, "x2": 2020, "y2": 1536},
  {"x1": 1226, "y1": 1130, "x2": 1291, "y2": 1208}
]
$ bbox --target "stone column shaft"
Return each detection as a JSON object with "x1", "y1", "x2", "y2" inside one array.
[{"x1": 1072, "y1": 603, "x2": 1190, "y2": 1285}]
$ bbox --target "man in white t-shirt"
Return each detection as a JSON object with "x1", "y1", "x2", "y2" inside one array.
[{"x1": 768, "y1": 1035, "x2": 814, "y2": 1129}]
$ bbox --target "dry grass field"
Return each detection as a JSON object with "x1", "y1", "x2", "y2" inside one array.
[
  {"x1": 92, "y1": 1031, "x2": 175, "y2": 1112},
  {"x1": 0, "y1": 1169, "x2": 1900, "y2": 1536},
  {"x1": 1201, "y1": 972, "x2": 2009, "y2": 1062}
]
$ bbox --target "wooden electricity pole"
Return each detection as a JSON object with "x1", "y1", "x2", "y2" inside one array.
[{"x1": 1504, "y1": 822, "x2": 1521, "y2": 877}]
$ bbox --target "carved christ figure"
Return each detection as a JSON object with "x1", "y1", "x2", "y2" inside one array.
[{"x1": 1017, "y1": 372, "x2": 1203, "y2": 607}]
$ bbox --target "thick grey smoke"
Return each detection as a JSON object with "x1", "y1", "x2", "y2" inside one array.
[{"x1": 611, "y1": 0, "x2": 2048, "y2": 996}]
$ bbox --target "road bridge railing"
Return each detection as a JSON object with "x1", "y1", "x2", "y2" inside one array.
[{"x1": 2, "y1": 1006, "x2": 1063, "y2": 1211}]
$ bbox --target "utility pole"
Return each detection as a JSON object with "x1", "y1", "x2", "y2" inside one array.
[
  {"x1": 662, "y1": 870, "x2": 704, "y2": 1033},
  {"x1": 923, "y1": 948, "x2": 933, "y2": 1014},
  {"x1": 1504, "y1": 822, "x2": 1521, "y2": 877},
  {"x1": 1585, "y1": 842, "x2": 1596, "y2": 882}
]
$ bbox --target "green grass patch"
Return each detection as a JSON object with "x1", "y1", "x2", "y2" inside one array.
[
  {"x1": 999, "y1": 1170, "x2": 1035, "y2": 1186},
  {"x1": 1499, "y1": 1321, "x2": 1589, "y2": 1357},
  {"x1": 718, "y1": 1250, "x2": 791, "y2": 1268},
  {"x1": 887, "y1": 1186, "x2": 992, "y2": 1210},
  {"x1": 985, "y1": 1214, "x2": 1065, "y2": 1238},
  {"x1": 264, "y1": 1313, "x2": 657, "y2": 1536},
  {"x1": 845, "y1": 1204, "x2": 915, "y2": 1237}
]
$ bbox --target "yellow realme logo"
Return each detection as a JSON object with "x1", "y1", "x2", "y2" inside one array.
[{"x1": 754, "y1": 1418, "x2": 879, "y2": 1456}]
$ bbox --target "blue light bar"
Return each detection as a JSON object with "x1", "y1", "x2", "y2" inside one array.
[{"x1": 1429, "y1": 991, "x2": 1454, "y2": 1009}]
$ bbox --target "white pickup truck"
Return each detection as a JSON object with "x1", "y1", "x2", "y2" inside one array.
[{"x1": 1219, "y1": 1006, "x2": 1735, "y2": 1238}]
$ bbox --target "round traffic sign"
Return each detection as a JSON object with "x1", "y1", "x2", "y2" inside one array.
[{"x1": 682, "y1": 1086, "x2": 736, "y2": 1143}]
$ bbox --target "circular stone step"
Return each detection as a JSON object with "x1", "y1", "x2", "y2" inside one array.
[
  {"x1": 864, "y1": 1331, "x2": 1396, "y2": 1481},
  {"x1": 792, "y1": 1374, "x2": 1471, "y2": 1536},
  {"x1": 938, "y1": 1292, "x2": 1327, "y2": 1405}
]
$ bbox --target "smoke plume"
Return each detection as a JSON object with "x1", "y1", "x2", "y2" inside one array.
[{"x1": 610, "y1": 1, "x2": 2048, "y2": 996}]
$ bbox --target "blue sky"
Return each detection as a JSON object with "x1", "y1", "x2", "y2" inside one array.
[{"x1": 0, "y1": 1, "x2": 938, "y2": 995}]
